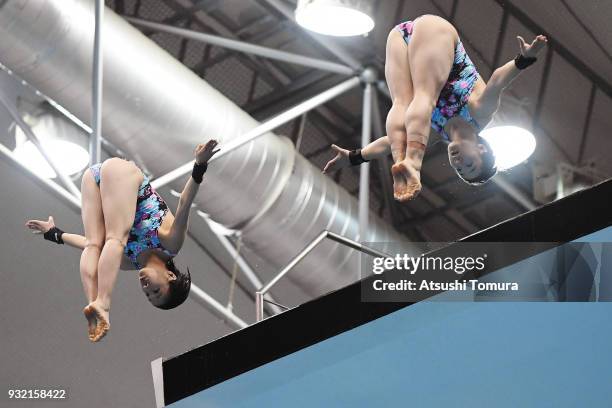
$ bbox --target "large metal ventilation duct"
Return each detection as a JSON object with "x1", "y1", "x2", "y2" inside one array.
[{"x1": 0, "y1": 0, "x2": 405, "y2": 295}]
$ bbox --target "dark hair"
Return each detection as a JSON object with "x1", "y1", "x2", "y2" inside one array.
[
  {"x1": 156, "y1": 258, "x2": 191, "y2": 310},
  {"x1": 457, "y1": 135, "x2": 497, "y2": 185}
]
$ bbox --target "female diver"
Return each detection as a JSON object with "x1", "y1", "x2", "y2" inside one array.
[
  {"x1": 26, "y1": 140, "x2": 219, "y2": 342},
  {"x1": 323, "y1": 14, "x2": 547, "y2": 200}
]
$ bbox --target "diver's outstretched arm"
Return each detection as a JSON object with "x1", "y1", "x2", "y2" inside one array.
[
  {"x1": 25, "y1": 216, "x2": 135, "y2": 270},
  {"x1": 478, "y1": 35, "x2": 548, "y2": 117},
  {"x1": 322, "y1": 136, "x2": 391, "y2": 174},
  {"x1": 26, "y1": 216, "x2": 86, "y2": 249},
  {"x1": 165, "y1": 139, "x2": 219, "y2": 253}
]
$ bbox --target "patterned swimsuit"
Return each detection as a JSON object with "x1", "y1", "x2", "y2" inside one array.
[
  {"x1": 90, "y1": 162, "x2": 177, "y2": 268},
  {"x1": 395, "y1": 19, "x2": 482, "y2": 141}
]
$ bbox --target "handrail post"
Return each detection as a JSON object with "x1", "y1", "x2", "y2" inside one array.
[
  {"x1": 255, "y1": 291, "x2": 264, "y2": 322},
  {"x1": 255, "y1": 230, "x2": 392, "y2": 322}
]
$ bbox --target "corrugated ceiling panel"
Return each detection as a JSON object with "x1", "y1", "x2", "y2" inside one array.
[
  {"x1": 455, "y1": 0, "x2": 504, "y2": 65},
  {"x1": 510, "y1": 0, "x2": 612, "y2": 84},
  {"x1": 539, "y1": 53, "x2": 591, "y2": 164}
]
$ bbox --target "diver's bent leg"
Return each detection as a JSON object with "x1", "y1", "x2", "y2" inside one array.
[
  {"x1": 80, "y1": 168, "x2": 105, "y2": 303},
  {"x1": 89, "y1": 159, "x2": 141, "y2": 341},
  {"x1": 80, "y1": 168, "x2": 106, "y2": 340},
  {"x1": 384, "y1": 28, "x2": 416, "y2": 199}
]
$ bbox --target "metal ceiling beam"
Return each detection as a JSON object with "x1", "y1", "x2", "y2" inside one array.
[
  {"x1": 530, "y1": 46, "x2": 573, "y2": 164},
  {"x1": 401, "y1": 188, "x2": 493, "y2": 228},
  {"x1": 244, "y1": 70, "x2": 336, "y2": 117},
  {"x1": 292, "y1": 112, "x2": 307, "y2": 151},
  {"x1": 153, "y1": 1, "x2": 364, "y2": 163},
  {"x1": 152, "y1": 76, "x2": 361, "y2": 189},
  {"x1": 431, "y1": 0, "x2": 494, "y2": 75},
  {"x1": 0, "y1": 93, "x2": 82, "y2": 199},
  {"x1": 560, "y1": 0, "x2": 612, "y2": 65},
  {"x1": 493, "y1": 174, "x2": 537, "y2": 210},
  {"x1": 0, "y1": 142, "x2": 81, "y2": 210},
  {"x1": 126, "y1": 17, "x2": 354, "y2": 75},
  {"x1": 260, "y1": 0, "x2": 363, "y2": 71},
  {"x1": 234, "y1": 14, "x2": 275, "y2": 36},
  {"x1": 157, "y1": 0, "x2": 361, "y2": 159},
  {"x1": 307, "y1": 108, "x2": 355, "y2": 142},
  {"x1": 491, "y1": 9, "x2": 509, "y2": 69},
  {"x1": 162, "y1": 0, "x2": 222, "y2": 25},
  {"x1": 165, "y1": 0, "x2": 292, "y2": 83}
]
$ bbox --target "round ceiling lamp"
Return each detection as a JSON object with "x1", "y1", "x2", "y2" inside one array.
[
  {"x1": 295, "y1": 0, "x2": 375, "y2": 37},
  {"x1": 479, "y1": 126, "x2": 536, "y2": 171},
  {"x1": 13, "y1": 112, "x2": 90, "y2": 179}
]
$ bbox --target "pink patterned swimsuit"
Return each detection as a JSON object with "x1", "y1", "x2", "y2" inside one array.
[
  {"x1": 90, "y1": 162, "x2": 177, "y2": 268},
  {"x1": 395, "y1": 20, "x2": 482, "y2": 141}
]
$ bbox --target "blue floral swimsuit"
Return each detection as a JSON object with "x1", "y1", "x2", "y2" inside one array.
[
  {"x1": 395, "y1": 19, "x2": 482, "y2": 141},
  {"x1": 89, "y1": 162, "x2": 177, "y2": 268}
]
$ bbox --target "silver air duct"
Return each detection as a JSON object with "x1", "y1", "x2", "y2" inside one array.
[{"x1": 0, "y1": 0, "x2": 405, "y2": 295}]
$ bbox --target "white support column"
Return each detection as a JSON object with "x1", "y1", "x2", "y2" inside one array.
[
  {"x1": 359, "y1": 69, "x2": 376, "y2": 244},
  {"x1": 152, "y1": 76, "x2": 361, "y2": 189},
  {"x1": 359, "y1": 84, "x2": 372, "y2": 242},
  {"x1": 91, "y1": 0, "x2": 104, "y2": 165}
]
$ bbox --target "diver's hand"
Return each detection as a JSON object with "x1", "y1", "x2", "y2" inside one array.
[
  {"x1": 517, "y1": 35, "x2": 548, "y2": 58},
  {"x1": 322, "y1": 144, "x2": 351, "y2": 174},
  {"x1": 26, "y1": 216, "x2": 55, "y2": 235},
  {"x1": 195, "y1": 139, "x2": 220, "y2": 164}
]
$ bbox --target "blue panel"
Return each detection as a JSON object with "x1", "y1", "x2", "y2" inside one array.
[{"x1": 172, "y1": 227, "x2": 612, "y2": 407}]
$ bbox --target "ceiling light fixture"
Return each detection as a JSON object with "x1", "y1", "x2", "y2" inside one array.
[
  {"x1": 295, "y1": 0, "x2": 375, "y2": 37},
  {"x1": 12, "y1": 112, "x2": 90, "y2": 179},
  {"x1": 479, "y1": 126, "x2": 536, "y2": 171}
]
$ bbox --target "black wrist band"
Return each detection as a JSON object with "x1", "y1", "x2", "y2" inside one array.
[
  {"x1": 348, "y1": 149, "x2": 369, "y2": 166},
  {"x1": 44, "y1": 227, "x2": 64, "y2": 245},
  {"x1": 514, "y1": 53, "x2": 537, "y2": 70},
  {"x1": 192, "y1": 162, "x2": 208, "y2": 184}
]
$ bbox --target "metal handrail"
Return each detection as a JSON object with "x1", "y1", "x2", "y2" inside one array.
[{"x1": 255, "y1": 230, "x2": 391, "y2": 322}]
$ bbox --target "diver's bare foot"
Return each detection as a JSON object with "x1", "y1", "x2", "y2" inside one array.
[
  {"x1": 391, "y1": 160, "x2": 421, "y2": 202},
  {"x1": 85, "y1": 301, "x2": 110, "y2": 342},
  {"x1": 83, "y1": 305, "x2": 97, "y2": 341}
]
